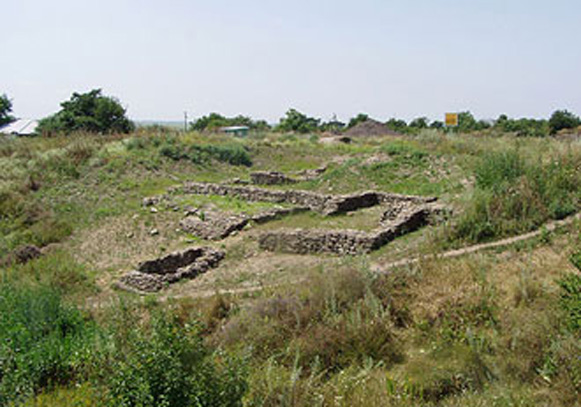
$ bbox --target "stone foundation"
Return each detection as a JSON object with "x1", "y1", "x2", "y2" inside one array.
[
  {"x1": 180, "y1": 182, "x2": 435, "y2": 215},
  {"x1": 250, "y1": 171, "x2": 298, "y2": 185},
  {"x1": 258, "y1": 205, "x2": 440, "y2": 255},
  {"x1": 116, "y1": 247, "x2": 224, "y2": 293},
  {"x1": 180, "y1": 207, "x2": 309, "y2": 240}
]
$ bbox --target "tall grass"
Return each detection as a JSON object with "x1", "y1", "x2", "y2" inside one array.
[
  {"x1": 0, "y1": 283, "x2": 97, "y2": 405},
  {"x1": 449, "y1": 148, "x2": 581, "y2": 243}
]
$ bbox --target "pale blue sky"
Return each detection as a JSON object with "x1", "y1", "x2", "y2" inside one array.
[{"x1": 3, "y1": 0, "x2": 581, "y2": 122}]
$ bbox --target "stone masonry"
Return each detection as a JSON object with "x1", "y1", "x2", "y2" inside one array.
[
  {"x1": 179, "y1": 182, "x2": 435, "y2": 215},
  {"x1": 116, "y1": 247, "x2": 225, "y2": 293},
  {"x1": 258, "y1": 204, "x2": 442, "y2": 255}
]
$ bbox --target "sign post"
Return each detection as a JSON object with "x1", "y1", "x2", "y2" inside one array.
[{"x1": 445, "y1": 113, "x2": 459, "y2": 128}]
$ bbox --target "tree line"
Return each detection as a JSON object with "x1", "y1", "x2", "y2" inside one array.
[{"x1": 1, "y1": 90, "x2": 580, "y2": 136}]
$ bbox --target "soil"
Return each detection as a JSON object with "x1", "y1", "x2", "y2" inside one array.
[{"x1": 345, "y1": 119, "x2": 401, "y2": 137}]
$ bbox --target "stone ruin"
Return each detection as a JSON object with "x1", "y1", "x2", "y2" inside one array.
[
  {"x1": 116, "y1": 247, "x2": 224, "y2": 293},
  {"x1": 259, "y1": 204, "x2": 445, "y2": 255},
  {"x1": 120, "y1": 179, "x2": 450, "y2": 292},
  {"x1": 177, "y1": 182, "x2": 434, "y2": 215},
  {"x1": 169, "y1": 181, "x2": 447, "y2": 254},
  {"x1": 250, "y1": 171, "x2": 298, "y2": 185},
  {"x1": 180, "y1": 207, "x2": 307, "y2": 240}
]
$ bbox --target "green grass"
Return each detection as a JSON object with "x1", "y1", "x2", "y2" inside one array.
[{"x1": 1, "y1": 130, "x2": 580, "y2": 405}]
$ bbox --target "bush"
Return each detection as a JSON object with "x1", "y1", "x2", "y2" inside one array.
[
  {"x1": 0, "y1": 283, "x2": 97, "y2": 405},
  {"x1": 107, "y1": 310, "x2": 247, "y2": 407},
  {"x1": 558, "y1": 274, "x2": 581, "y2": 332},
  {"x1": 158, "y1": 137, "x2": 252, "y2": 166}
]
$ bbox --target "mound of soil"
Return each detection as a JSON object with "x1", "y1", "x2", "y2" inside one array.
[{"x1": 345, "y1": 119, "x2": 400, "y2": 137}]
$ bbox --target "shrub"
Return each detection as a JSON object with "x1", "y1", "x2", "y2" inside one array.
[
  {"x1": 0, "y1": 283, "x2": 97, "y2": 405},
  {"x1": 158, "y1": 137, "x2": 252, "y2": 166},
  {"x1": 558, "y1": 273, "x2": 581, "y2": 332},
  {"x1": 107, "y1": 310, "x2": 247, "y2": 407}
]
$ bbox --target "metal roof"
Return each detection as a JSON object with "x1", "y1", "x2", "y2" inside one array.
[
  {"x1": 220, "y1": 126, "x2": 249, "y2": 131},
  {"x1": 0, "y1": 119, "x2": 39, "y2": 135}
]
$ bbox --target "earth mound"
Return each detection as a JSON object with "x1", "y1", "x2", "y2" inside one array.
[{"x1": 345, "y1": 119, "x2": 400, "y2": 137}]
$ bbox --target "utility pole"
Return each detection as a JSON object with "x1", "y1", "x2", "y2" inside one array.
[{"x1": 184, "y1": 111, "x2": 188, "y2": 132}]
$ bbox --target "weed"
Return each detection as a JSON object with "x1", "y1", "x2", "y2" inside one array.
[{"x1": 0, "y1": 283, "x2": 97, "y2": 405}]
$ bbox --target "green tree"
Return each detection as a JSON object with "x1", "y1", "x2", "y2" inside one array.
[
  {"x1": 385, "y1": 118, "x2": 408, "y2": 133},
  {"x1": 430, "y1": 120, "x2": 444, "y2": 129},
  {"x1": 494, "y1": 114, "x2": 549, "y2": 137},
  {"x1": 347, "y1": 113, "x2": 369, "y2": 129},
  {"x1": 409, "y1": 117, "x2": 429, "y2": 129},
  {"x1": 548, "y1": 110, "x2": 580, "y2": 134},
  {"x1": 276, "y1": 109, "x2": 320, "y2": 133},
  {"x1": 191, "y1": 113, "x2": 268, "y2": 131},
  {"x1": 0, "y1": 94, "x2": 15, "y2": 126},
  {"x1": 37, "y1": 89, "x2": 134, "y2": 135}
]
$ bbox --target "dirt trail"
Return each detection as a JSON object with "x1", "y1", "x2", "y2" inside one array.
[{"x1": 372, "y1": 212, "x2": 581, "y2": 273}]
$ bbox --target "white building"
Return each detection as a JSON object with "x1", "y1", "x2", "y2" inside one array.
[{"x1": 0, "y1": 119, "x2": 39, "y2": 136}]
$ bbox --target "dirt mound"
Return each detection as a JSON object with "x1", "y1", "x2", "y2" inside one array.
[{"x1": 345, "y1": 119, "x2": 400, "y2": 137}]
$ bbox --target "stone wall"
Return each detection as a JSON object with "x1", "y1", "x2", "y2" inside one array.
[
  {"x1": 250, "y1": 171, "x2": 298, "y2": 185},
  {"x1": 180, "y1": 182, "x2": 435, "y2": 215},
  {"x1": 258, "y1": 205, "x2": 439, "y2": 255},
  {"x1": 116, "y1": 247, "x2": 224, "y2": 293},
  {"x1": 180, "y1": 207, "x2": 309, "y2": 240}
]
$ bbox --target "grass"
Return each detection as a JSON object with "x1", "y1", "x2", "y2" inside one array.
[
  {"x1": 0, "y1": 129, "x2": 580, "y2": 405},
  {"x1": 446, "y1": 147, "x2": 581, "y2": 244}
]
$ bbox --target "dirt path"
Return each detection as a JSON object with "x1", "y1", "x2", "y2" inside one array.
[{"x1": 372, "y1": 212, "x2": 581, "y2": 273}]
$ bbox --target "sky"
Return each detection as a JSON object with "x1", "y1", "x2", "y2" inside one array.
[{"x1": 2, "y1": 0, "x2": 581, "y2": 123}]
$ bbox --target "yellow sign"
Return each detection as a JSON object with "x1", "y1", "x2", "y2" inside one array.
[{"x1": 445, "y1": 113, "x2": 459, "y2": 127}]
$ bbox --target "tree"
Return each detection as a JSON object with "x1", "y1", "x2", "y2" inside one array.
[
  {"x1": 430, "y1": 120, "x2": 444, "y2": 129},
  {"x1": 276, "y1": 109, "x2": 320, "y2": 133},
  {"x1": 191, "y1": 113, "x2": 269, "y2": 131},
  {"x1": 494, "y1": 114, "x2": 549, "y2": 137},
  {"x1": 408, "y1": 117, "x2": 429, "y2": 129},
  {"x1": 385, "y1": 118, "x2": 408, "y2": 133},
  {"x1": 347, "y1": 113, "x2": 369, "y2": 129},
  {"x1": 548, "y1": 110, "x2": 580, "y2": 135},
  {"x1": 37, "y1": 89, "x2": 134, "y2": 135},
  {"x1": 0, "y1": 94, "x2": 15, "y2": 126}
]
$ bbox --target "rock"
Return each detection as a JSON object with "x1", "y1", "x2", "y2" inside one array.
[
  {"x1": 250, "y1": 171, "x2": 298, "y2": 185},
  {"x1": 143, "y1": 196, "x2": 163, "y2": 207},
  {"x1": 4, "y1": 245, "x2": 43, "y2": 265},
  {"x1": 150, "y1": 207, "x2": 158, "y2": 213},
  {"x1": 150, "y1": 229, "x2": 159, "y2": 236}
]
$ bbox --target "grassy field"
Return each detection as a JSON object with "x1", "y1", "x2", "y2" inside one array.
[{"x1": 0, "y1": 129, "x2": 580, "y2": 406}]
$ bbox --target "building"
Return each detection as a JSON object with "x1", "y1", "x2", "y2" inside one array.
[
  {"x1": 0, "y1": 119, "x2": 39, "y2": 136},
  {"x1": 220, "y1": 126, "x2": 249, "y2": 137}
]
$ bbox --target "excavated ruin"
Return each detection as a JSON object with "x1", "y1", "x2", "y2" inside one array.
[
  {"x1": 180, "y1": 207, "x2": 308, "y2": 240},
  {"x1": 178, "y1": 182, "x2": 435, "y2": 215},
  {"x1": 116, "y1": 247, "x2": 225, "y2": 293},
  {"x1": 258, "y1": 204, "x2": 445, "y2": 255}
]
